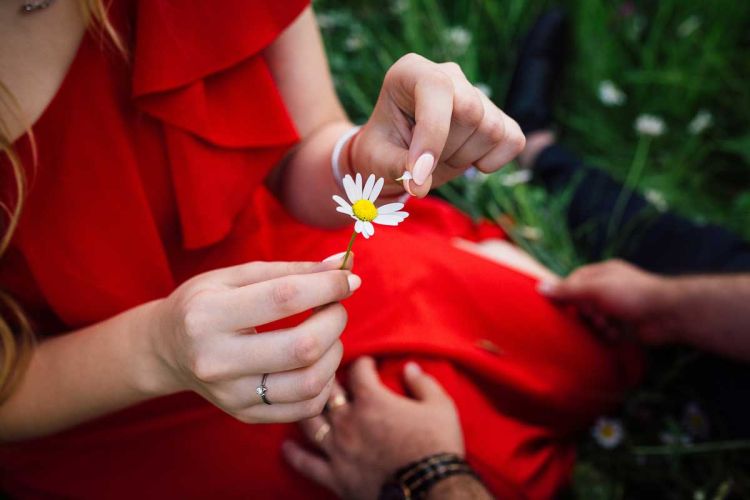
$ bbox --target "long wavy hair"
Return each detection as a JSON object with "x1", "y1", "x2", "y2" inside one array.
[{"x1": 0, "y1": 0, "x2": 123, "y2": 403}]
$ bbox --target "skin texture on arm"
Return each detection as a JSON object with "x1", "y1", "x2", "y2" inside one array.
[
  {"x1": 428, "y1": 475, "x2": 494, "y2": 500},
  {"x1": 539, "y1": 260, "x2": 750, "y2": 361}
]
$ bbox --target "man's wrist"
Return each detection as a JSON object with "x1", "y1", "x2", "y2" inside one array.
[{"x1": 649, "y1": 277, "x2": 690, "y2": 344}]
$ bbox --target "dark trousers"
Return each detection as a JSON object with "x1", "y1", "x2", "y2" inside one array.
[
  {"x1": 534, "y1": 144, "x2": 750, "y2": 274},
  {"x1": 534, "y1": 144, "x2": 750, "y2": 438}
]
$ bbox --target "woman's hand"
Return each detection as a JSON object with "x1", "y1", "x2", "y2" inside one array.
[
  {"x1": 352, "y1": 53, "x2": 525, "y2": 198},
  {"x1": 282, "y1": 357, "x2": 465, "y2": 499},
  {"x1": 146, "y1": 257, "x2": 361, "y2": 423}
]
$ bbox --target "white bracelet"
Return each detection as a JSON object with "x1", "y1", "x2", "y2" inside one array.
[{"x1": 331, "y1": 125, "x2": 361, "y2": 192}]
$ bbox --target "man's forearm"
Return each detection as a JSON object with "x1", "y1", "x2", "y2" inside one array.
[
  {"x1": 428, "y1": 475, "x2": 494, "y2": 500},
  {"x1": 661, "y1": 274, "x2": 750, "y2": 361}
]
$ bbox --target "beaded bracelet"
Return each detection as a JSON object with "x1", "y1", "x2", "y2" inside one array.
[{"x1": 378, "y1": 453, "x2": 479, "y2": 500}]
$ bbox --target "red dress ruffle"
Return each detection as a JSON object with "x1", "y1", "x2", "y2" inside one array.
[{"x1": 0, "y1": 1, "x2": 642, "y2": 498}]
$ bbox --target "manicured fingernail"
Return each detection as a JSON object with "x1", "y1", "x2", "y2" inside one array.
[
  {"x1": 323, "y1": 251, "x2": 347, "y2": 262},
  {"x1": 537, "y1": 281, "x2": 557, "y2": 295},
  {"x1": 412, "y1": 153, "x2": 435, "y2": 185},
  {"x1": 403, "y1": 178, "x2": 416, "y2": 196},
  {"x1": 405, "y1": 361, "x2": 421, "y2": 377},
  {"x1": 347, "y1": 274, "x2": 362, "y2": 292}
]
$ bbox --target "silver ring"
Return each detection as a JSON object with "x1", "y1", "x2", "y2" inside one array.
[{"x1": 256, "y1": 373, "x2": 272, "y2": 405}]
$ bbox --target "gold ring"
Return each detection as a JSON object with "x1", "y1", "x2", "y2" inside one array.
[
  {"x1": 314, "y1": 423, "x2": 331, "y2": 444},
  {"x1": 327, "y1": 393, "x2": 348, "y2": 411}
]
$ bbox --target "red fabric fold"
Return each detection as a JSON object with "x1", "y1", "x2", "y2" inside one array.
[{"x1": 131, "y1": 0, "x2": 305, "y2": 247}]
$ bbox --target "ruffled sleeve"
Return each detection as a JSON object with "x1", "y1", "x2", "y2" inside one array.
[{"x1": 132, "y1": 0, "x2": 309, "y2": 248}]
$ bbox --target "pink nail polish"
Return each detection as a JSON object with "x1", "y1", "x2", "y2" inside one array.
[{"x1": 412, "y1": 153, "x2": 435, "y2": 185}]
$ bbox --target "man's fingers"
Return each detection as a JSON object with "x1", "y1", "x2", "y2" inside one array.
[
  {"x1": 348, "y1": 356, "x2": 387, "y2": 400},
  {"x1": 403, "y1": 362, "x2": 449, "y2": 403},
  {"x1": 282, "y1": 440, "x2": 338, "y2": 493},
  {"x1": 212, "y1": 270, "x2": 359, "y2": 331},
  {"x1": 299, "y1": 414, "x2": 335, "y2": 454}
]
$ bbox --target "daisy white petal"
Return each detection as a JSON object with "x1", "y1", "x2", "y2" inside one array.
[
  {"x1": 377, "y1": 202, "x2": 405, "y2": 214},
  {"x1": 333, "y1": 195, "x2": 353, "y2": 212},
  {"x1": 368, "y1": 177, "x2": 385, "y2": 201},
  {"x1": 336, "y1": 206, "x2": 354, "y2": 216},
  {"x1": 354, "y1": 173, "x2": 363, "y2": 199},
  {"x1": 364, "y1": 221, "x2": 375, "y2": 237},
  {"x1": 343, "y1": 175, "x2": 359, "y2": 204},
  {"x1": 354, "y1": 220, "x2": 364, "y2": 234},
  {"x1": 362, "y1": 174, "x2": 376, "y2": 200},
  {"x1": 373, "y1": 213, "x2": 407, "y2": 226}
]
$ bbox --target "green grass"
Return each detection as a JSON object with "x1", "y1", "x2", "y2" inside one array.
[{"x1": 314, "y1": 0, "x2": 750, "y2": 498}]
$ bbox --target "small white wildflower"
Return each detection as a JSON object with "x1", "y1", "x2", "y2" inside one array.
[
  {"x1": 659, "y1": 430, "x2": 692, "y2": 446},
  {"x1": 444, "y1": 27, "x2": 472, "y2": 54},
  {"x1": 597, "y1": 80, "x2": 627, "y2": 106},
  {"x1": 500, "y1": 169, "x2": 532, "y2": 187},
  {"x1": 683, "y1": 402, "x2": 710, "y2": 439},
  {"x1": 475, "y1": 83, "x2": 492, "y2": 99},
  {"x1": 635, "y1": 114, "x2": 666, "y2": 137},
  {"x1": 592, "y1": 417, "x2": 624, "y2": 449},
  {"x1": 316, "y1": 11, "x2": 350, "y2": 30},
  {"x1": 390, "y1": 0, "x2": 408, "y2": 15},
  {"x1": 678, "y1": 15, "x2": 701, "y2": 38},
  {"x1": 687, "y1": 109, "x2": 713, "y2": 135},
  {"x1": 344, "y1": 34, "x2": 364, "y2": 52},
  {"x1": 644, "y1": 189, "x2": 668, "y2": 212},
  {"x1": 519, "y1": 226, "x2": 543, "y2": 241}
]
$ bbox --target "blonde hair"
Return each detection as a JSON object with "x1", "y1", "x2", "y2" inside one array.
[{"x1": 0, "y1": 0, "x2": 122, "y2": 403}]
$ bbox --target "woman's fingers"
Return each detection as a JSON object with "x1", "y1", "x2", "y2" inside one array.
[
  {"x1": 385, "y1": 54, "x2": 453, "y2": 196},
  {"x1": 435, "y1": 63, "x2": 485, "y2": 160},
  {"x1": 442, "y1": 91, "x2": 524, "y2": 175},
  {"x1": 211, "y1": 270, "x2": 359, "y2": 331},
  {"x1": 197, "y1": 304, "x2": 348, "y2": 382},
  {"x1": 218, "y1": 341, "x2": 343, "y2": 407},
  {"x1": 237, "y1": 379, "x2": 332, "y2": 423},
  {"x1": 207, "y1": 259, "x2": 344, "y2": 288},
  {"x1": 282, "y1": 440, "x2": 338, "y2": 493}
]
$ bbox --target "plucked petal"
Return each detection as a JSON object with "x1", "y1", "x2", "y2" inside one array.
[
  {"x1": 343, "y1": 175, "x2": 359, "y2": 204},
  {"x1": 354, "y1": 173, "x2": 363, "y2": 200},
  {"x1": 362, "y1": 174, "x2": 376, "y2": 200},
  {"x1": 376, "y1": 202, "x2": 404, "y2": 214},
  {"x1": 368, "y1": 177, "x2": 384, "y2": 201},
  {"x1": 333, "y1": 195, "x2": 353, "y2": 214},
  {"x1": 374, "y1": 212, "x2": 409, "y2": 226},
  {"x1": 354, "y1": 220, "x2": 364, "y2": 234}
]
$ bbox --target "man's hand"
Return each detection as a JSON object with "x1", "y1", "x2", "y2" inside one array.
[
  {"x1": 538, "y1": 259, "x2": 678, "y2": 345},
  {"x1": 282, "y1": 357, "x2": 467, "y2": 499}
]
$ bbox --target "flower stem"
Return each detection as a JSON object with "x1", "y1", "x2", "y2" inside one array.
[{"x1": 340, "y1": 231, "x2": 357, "y2": 270}]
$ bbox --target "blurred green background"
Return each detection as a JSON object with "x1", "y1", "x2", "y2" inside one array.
[{"x1": 314, "y1": 0, "x2": 750, "y2": 498}]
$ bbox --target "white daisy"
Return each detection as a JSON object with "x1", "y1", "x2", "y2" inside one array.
[
  {"x1": 592, "y1": 417, "x2": 625, "y2": 449},
  {"x1": 634, "y1": 114, "x2": 666, "y2": 137},
  {"x1": 597, "y1": 80, "x2": 626, "y2": 106},
  {"x1": 333, "y1": 173, "x2": 409, "y2": 239}
]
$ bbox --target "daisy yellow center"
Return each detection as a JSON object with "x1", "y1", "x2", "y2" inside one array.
[
  {"x1": 600, "y1": 426, "x2": 615, "y2": 438},
  {"x1": 352, "y1": 199, "x2": 378, "y2": 222}
]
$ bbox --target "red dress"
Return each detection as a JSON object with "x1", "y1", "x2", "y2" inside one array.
[{"x1": 0, "y1": 1, "x2": 641, "y2": 498}]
